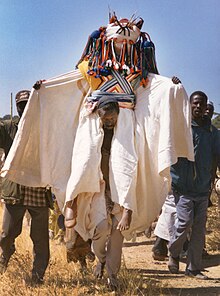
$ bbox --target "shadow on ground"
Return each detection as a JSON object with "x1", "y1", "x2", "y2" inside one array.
[
  {"x1": 180, "y1": 253, "x2": 220, "y2": 269},
  {"x1": 123, "y1": 239, "x2": 155, "y2": 247},
  {"x1": 159, "y1": 286, "x2": 220, "y2": 296}
]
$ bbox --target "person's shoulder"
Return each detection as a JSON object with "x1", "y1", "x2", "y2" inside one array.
[
  {"x1": 148, "y1": 73, "x2": 171, "y2": 83},
  {"x1": 211, "y1": 124, "x2": 220, "y2": 141},
  {"x1": 148, "y1": 73, "x2": 184, "y2": 92}
]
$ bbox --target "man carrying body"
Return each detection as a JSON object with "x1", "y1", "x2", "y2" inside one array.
[
  {"x1": 91, "y1": 96, "x2": 132, "y2": 291},
  {"x1": 0, "y1": 90, "x2": 50, "y2": 285}
]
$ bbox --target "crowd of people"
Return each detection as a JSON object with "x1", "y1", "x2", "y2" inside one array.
[{"x1": 0, "y1": 13, "x2": 220, "y2": 291}]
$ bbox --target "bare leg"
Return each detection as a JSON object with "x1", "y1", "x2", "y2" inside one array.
[
  {"x1": 64, "y1": 197, "x2": 77, "y2": 228},
  {"x1": 117, "y1": 208, "x2": 132, "y2": 231},
  {"x1": 92, "y1": 219, "x2": 109, "y2": 278},
  {"x1": 106, "y1": 216, "x2": 124, "y2": 291},
  {"x1": 66, "y1": 229, "x2": 91, "y2": 266}
]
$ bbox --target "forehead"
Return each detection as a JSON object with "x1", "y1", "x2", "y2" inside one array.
[
  {"x1": 16, "y1": 101, "x2": 27, "y2": 108},
  {"x1": 207, "y1": 104, "x2": 214, "y2": 110},
  {"x1": 98, "y1": 109, "x2": 118, "y2": 119},
  {"x1": 191, "y1": 95, "x2": 207, "y2": 104}
]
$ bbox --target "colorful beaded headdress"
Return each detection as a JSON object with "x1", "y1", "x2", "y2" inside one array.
[{"x1": 76, "y1": 12, "x2": 159, "y2": 87}]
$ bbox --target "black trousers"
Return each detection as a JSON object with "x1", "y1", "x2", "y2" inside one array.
[{"x1": 0, "y1": 204, "x2": 49, "y2": 279}]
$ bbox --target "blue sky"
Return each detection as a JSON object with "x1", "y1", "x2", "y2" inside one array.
[{"x1": 0, "y1": 0, "x2": 220, "y2": 117}]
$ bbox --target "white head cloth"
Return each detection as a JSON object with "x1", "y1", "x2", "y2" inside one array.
[{"x1": 105, "y1": 20, "x2": 141, "y2": 43}]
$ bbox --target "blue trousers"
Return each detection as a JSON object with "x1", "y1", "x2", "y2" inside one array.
[{"x1": 168, "y1": 193, "x2": 208, "y2": 271}]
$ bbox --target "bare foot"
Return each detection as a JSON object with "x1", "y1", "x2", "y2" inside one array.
[
  {"x1": 107, "y1": 274, "x2": 119, "y2": 291},
  {"x1": 65, "y1": 198, "x2": 77, "y2": 228},
  {"x1": 66, "y1": 230, "x2": 91, "y2": 263},
  {"x1": 78, "y1": 257, "x2": 87, "y2": 273},
  {"x1": 117, "y1": 208, "x2": 132, "y2": 231},
  {"x1": 87, "y1": 250, "x2": 96, "y2": 262}
]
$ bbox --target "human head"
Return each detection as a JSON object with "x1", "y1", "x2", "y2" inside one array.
[
  {"x1": 15, "y1": 90, "x2": 30, "y2": 117},
  {"x1": 204, "y1": 100, "x2": 214, "y2": 119},
  {"x1": 96, "y1": 97, "x2": 119, "y2": 130},
  {"x1": 190, "y1": 91, "x2": 208, "y2": 120}
]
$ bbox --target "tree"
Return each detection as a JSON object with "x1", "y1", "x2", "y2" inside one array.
[
  {"x1": 3, "y1": 114, "x2": 11, "y2": 120},
  {"x1": 212, "y1": 114, "x2": 220, "y2": 129},
  {"x1": 0, "y1": 115, "x2": 19, "y2": 121}
]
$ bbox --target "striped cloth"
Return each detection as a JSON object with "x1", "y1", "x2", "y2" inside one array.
[{"x1": 87, "y1": 70, "x2": 140, "y2": 109}]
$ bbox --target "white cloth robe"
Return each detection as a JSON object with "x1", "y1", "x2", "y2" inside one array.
[{"x1": 1, "y1": 70, "x2": 194, "y2": 240}]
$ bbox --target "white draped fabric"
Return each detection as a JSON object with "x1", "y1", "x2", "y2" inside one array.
[{"x1": 1, "y1": 70, "x2": 194, "y2": 240}]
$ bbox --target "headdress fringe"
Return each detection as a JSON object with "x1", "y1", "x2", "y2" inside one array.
[{"x1": 76, "y1": 24, "x2": 159, "y2": 87}]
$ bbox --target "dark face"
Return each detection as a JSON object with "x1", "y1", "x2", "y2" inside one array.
[
  {"x1": 204, "y1": 104, "x2": 214, "y2": 119},
  {"x1": 191, "y1": 95, "x2": 207, "y2": 120},
  {"x1": 16, "y1": 101, "x2": 27, "y2": 117},
  {"x1": 98, "y1": 109, "x2": 118, "y2": 130}
]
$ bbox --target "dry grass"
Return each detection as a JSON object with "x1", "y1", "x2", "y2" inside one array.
[
  {"x1": 0, "y1": 192, "x2": 219, "y2": 295},
  {"x1": 0, "y1": 243, "x2": 158, "y2": 295},
  {"x1": 0, "y1": 205, "x2": 159, "y2": 296},
  {"x1": 206, "y1": 192, "x2": 220, "y2": 252}
]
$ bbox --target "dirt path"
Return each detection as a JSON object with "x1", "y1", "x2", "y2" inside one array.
[
  {"x1": 0, "y1": 204, "x2": 219, "y2": 295},
  {"x1": 122, "y1": 234, "x2": 220, "y2": 295}
]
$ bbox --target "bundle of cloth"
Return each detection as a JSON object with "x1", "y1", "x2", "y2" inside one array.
[{"x1": 1, "y1": 13, "x2": 194, "y2": 241}]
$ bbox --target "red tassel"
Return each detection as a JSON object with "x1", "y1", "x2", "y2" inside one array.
[
  {"x1": 120, "y1": 39, "x2": 127, "y2": 66},
  {"x1": 140, "y1": 77, "x2": 149, "y2": 87}
]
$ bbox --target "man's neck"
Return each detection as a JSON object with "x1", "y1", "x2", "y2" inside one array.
[
  {"x1": 192, "y1": 115, "x2": 210, "y2": 127},
  {"x1": 192, "y1": 117, "x2": 203, "y2": 126}
]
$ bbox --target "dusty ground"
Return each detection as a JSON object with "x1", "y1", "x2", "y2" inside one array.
[
  {"x1": 122, "y1": 234, "x2": 220, "y2": 296},
  {"x1": 0, "y1": 201, "x2": 219, "y2": 295}
]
